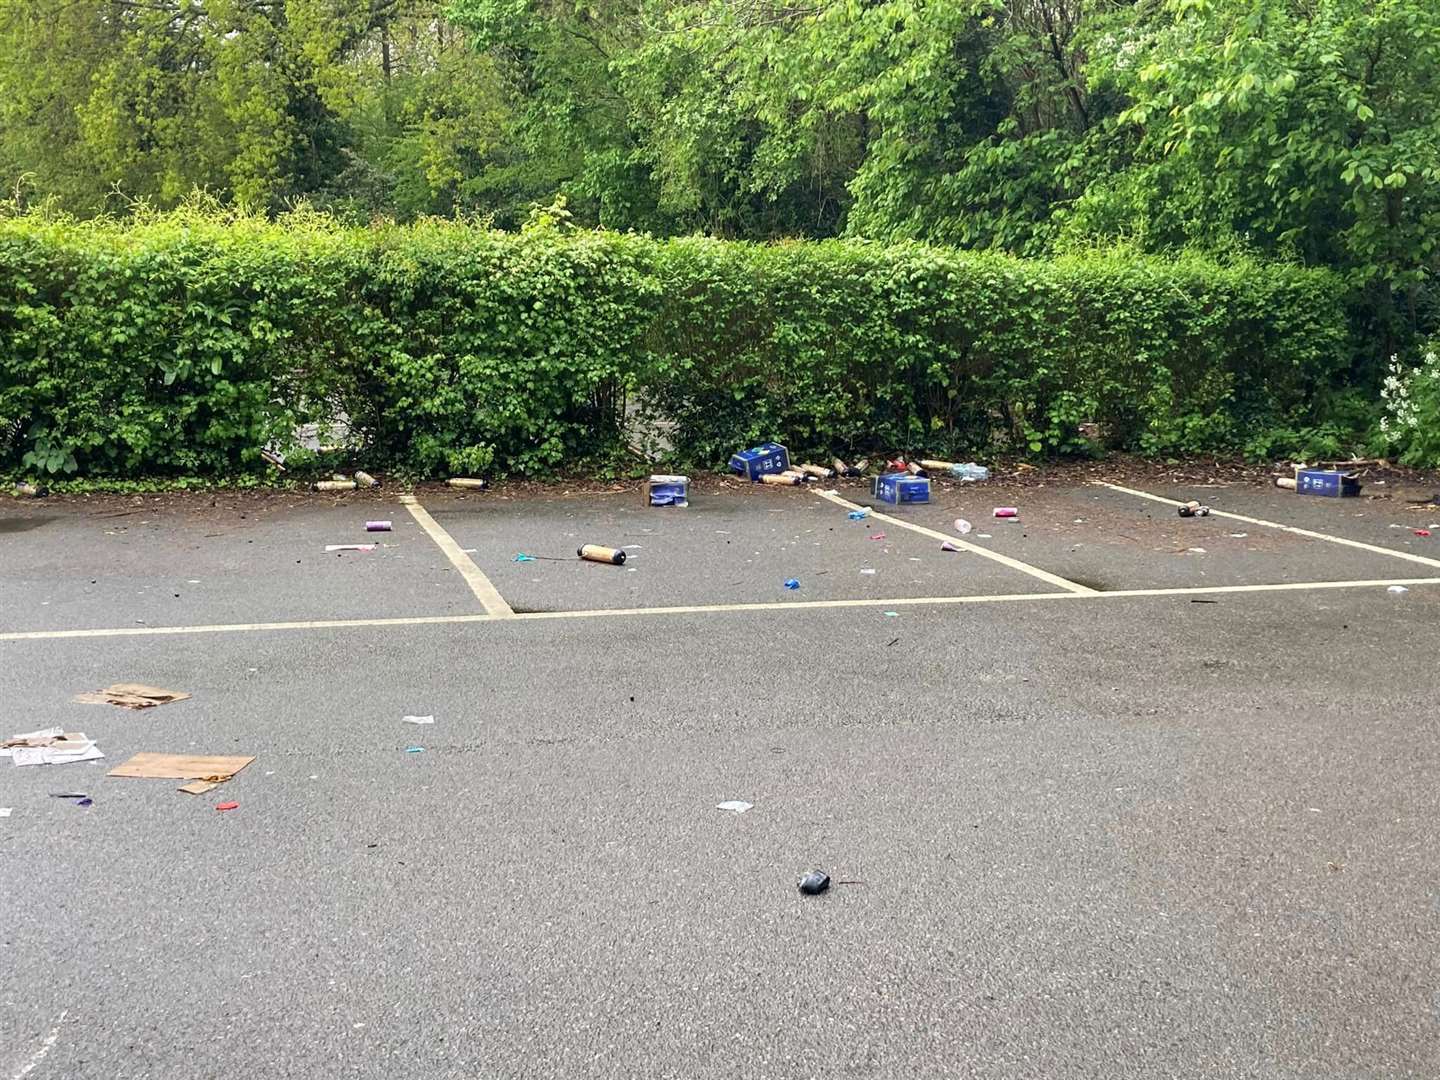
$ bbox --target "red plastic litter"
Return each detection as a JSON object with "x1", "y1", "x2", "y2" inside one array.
[
  {"x1": 1415, "y1": 529, "x2": 1431, "y2": 537},
  {"x1": 868, "y1": 533, "x2": 887, "y2": 541},
  {"x1": 215, "y1": 801, "x2": 239, "y2": 811}
]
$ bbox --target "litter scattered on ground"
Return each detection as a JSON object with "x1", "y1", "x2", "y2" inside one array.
[
  {"x1": 107, "y1": 753, "x2": 254, "y2": 781},
  {"x1": 514, "y1": 553, "x2": 537, "y2": 562},
  {"x1": 760, "y1": 472, "x2": 800, "y2": 486},
  {"x1": 0, "y1": 808, "x2": 11, "y2": 817},
  {"x1": 325, "y1": 544, "x2": 375, "y2": 553},
  {"x1": 798, "y1": 870, "x2": 831, "y2": 896},
  {"x1": 784, "y1": 578, "x2": 800, "y2": 590},
  {"x1": 716, "y1": 801, "x2": 753, "y2": 814},
  {"x1": 993, "y1": 507, "x2": 1018, "y2": 519},
  {"x1": 14, "y1": 481, "x2": 40, "y2": 497},
  {"x1": 730, "y1": 441, "x2": 790, "y2": 481},
  {"x1": 1178, "y1": 501, "x2": 1211, "y2": 518},
  {"x1": 179, "y1": 780, "x2": 221, "y2": 795},
  {"x1": 1187, "y1": 547, "x2": 1207, "y2": 554},
  {"x1": 578, "y1": 544, "x2": 626, "y2": 565},
  {"x1": 948, "y1": 463, "x2": 991, "y2": 482},
  {"x1": 645, "y1": 474, "x2": 689, "y2": 507},
  {"x1": 887, "y1": 637, "x2": 900, "y2": 647},
  {"x1": 447, "y1": 477, "x2": 489, "y2": 490},
  {"x1": 954, "y1": 518, "x2": 973, "y2": 535},
  {"x1": 313, "y1": 480, "x2": 356, "y2": 493},
  {"x1": 3, "y1": 728, "x2": 105, "y2": 767},
  {"x1": 405, "y1": 746, "x2": 425, "y2": 753},
  {"x1": 73, "y1": 684, "x2": 190, "y2": 709},
  {"x1": 859, "y1": 568, "x2": 876, "y2": 575},
  {"x1": 940, "y1": 540, "x2": 960, "y2": 552},
  {"x1": 402, "y1": 715, "x2": 435, "y2": 725},
  {"x1": 874, "y1": 472, "x2": 930, "y2": 504},
  {"x1": 1415, "y1": 530, "x2": 1431, "y2": 537},
  {"x1": 1388, "y1": 585, "x2": 1409, "y2": 594},
  {"x1": 883, "y1": 611, "x2": 899, "y2": 617},
  {"x1": 1229, "y1": 533, "x2": 1249, "y2": 538},
  {"x1": 365, "y1": 520, "x2": 392, "y2": 532},
  {"x1": 353, "y1": 470, "x2": 379, "y2": 488},
  {"x1": 847, "y1": 508, "x2": 871, "y2": 521},
  {"x1": 799, "y1": 463, "x2": 834, "y2": 479},
  {"x1": 215, "y1": 802, "x2": 240, "y2": 812},
  {"x1": 868, "y1": 533, "x2": 887, "y2": 541}
]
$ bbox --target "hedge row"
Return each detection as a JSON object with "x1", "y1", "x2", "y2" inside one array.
[{"x1": 0, "y1": 211, "x2": 1354, "y2": 478}]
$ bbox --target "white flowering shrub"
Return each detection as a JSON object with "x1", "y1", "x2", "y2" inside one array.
[{"x1": 1380, "y1": 344, "x2": 1440, "y2": 467}]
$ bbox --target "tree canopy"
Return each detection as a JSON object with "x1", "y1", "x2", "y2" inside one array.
[{"x1": 1, "y1": 0, "x2": 1437, "y2": 332}]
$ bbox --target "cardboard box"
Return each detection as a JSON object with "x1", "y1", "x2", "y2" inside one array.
[
  {"x1": 645, "y1": 475, "x2": 689, "y2": 507},
  {"x1": 873, "y1": 472, "x2": 930, "y2": 505},
  {"x1": 729, "y1": 442, "x2": 790, "y2": 481},
  {"x1": 1295, "y1": 469, "x2": 1361, "y2": 497}
]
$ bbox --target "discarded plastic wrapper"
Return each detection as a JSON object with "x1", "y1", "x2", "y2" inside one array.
[
  {"x1": 948, "y1": 463, "x2": 990, "y2": 482},
  {"x1": 993, "y1": 507, "x2": 1018, "y2": 519},
  {"x1": 401, "y1": 715, "x2": 435, "y2": 725},
  {"x1": 847, "y1": 508, "x2": 870, "y2": 520},
  {"x1": 716, "y1": 801, "x2": 753, "y2": 814},
  {"x1": 868, "y1": 533, "x2": 886, "y2": 541},
  {"x1": 313, "y1": 480, "x2": 356, "y2": 493},
  {"x1": 798, "y1": 870, "x2": 831, "y2": 895},
  {"x1": 365, "y1": 520, "x2": 392, "y2": 532},
  {"x1": 74, "y1": 684, "x2": 189, "y2": 709},
  {"x1": 325, "y1": 544, "x2": 375, "y2": 553},
  {"x1": 215, "y1": 802, "x2": 240, "y2": 812},
  {"x1": 645, "y1": 474, "x2": 689, "y2": 507},
  {"x1": 447, "y1": 478, "x2": 489, "y2": 490},
  {"x1": 353, "y1": 470, "x2": 379, "y2": 488},
  {"x1": 760, "y1": 473, "x2": 800, "y2": 486},
  {"x1": 954, "y1": 518, "x2": 973, "y2": 535},
  {"x1": 578, "y1": 544, "x2": 626, "y2": 565},
  {"x1": 1388, "y1": 585, "x2": 1409, "y2": 594},
  {"x1": 784, "y1": 578, "x2": 800, "y2": 590}
]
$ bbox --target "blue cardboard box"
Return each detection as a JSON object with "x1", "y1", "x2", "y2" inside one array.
[
  {"x1": 645, "y1": 474, "x2": 689, "y2": 507},
  {"x1": 873, "y1": 472, "x2": 930, "y2": 505},
  {"x1": 1295, "y1": 469, "x2": 1360, "y2": 497},
  {"x1": 729, "y1": 442, "x2": 790, "y2": 481}
]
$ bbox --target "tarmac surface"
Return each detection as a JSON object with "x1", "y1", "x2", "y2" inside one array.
[{"x1": 2, "y1": 475, "x2": 1439, "y2": 1079}]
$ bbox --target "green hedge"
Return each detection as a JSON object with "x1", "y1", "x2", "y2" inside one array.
[{"x1": 0, "y1": 211, "x2": 1354, "y2": 478}]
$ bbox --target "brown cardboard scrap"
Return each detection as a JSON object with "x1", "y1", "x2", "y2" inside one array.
[
  {"x1": 178, "y1": 780, "x2": 221, "y2": 795},
  {"x1": 74, "y1": 684, "x2": 191, "y2": 709},
  {"x1": 108, "y1": 753, "x2": 254, "y2": 780}
]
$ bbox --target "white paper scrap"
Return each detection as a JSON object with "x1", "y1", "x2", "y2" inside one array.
[
  {"x1": 715, "y1": 801, "x2": 753, "y2": 814},
  {"x1": 401, "y1": 715, "x2": 435, "y2": 725}
]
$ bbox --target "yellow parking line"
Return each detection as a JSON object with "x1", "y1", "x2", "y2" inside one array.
[
  {"x1": 813, "y1": 488, "x2": 1097, "y2": 594},
  {"x1": 399, "y1": 495, "x2": 515, "y2": 617},
  {"x1": 4, "y1": 577, "x2": 1434, "y2": 642},
  {"x1": 1097, "y1": 481, "x2": 1440, "y2": 571}
]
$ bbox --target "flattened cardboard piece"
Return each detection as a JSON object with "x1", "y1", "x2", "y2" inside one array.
[
  {"x1": 178, "y1": 780, "x2": 221, "y2": 795},
  {"x1": 108, "y1": 753, "x2": 254, "y2": 780},
  {"x1": 75, "y1": 684, "x2": 190, "y2": 709}
]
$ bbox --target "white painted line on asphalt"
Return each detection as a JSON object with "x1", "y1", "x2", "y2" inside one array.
[
  {"x1": 399, "y1": 495, "x2": 515, "y2": 617},
  {"x1": 4, "y1": 577, "x2": 1436, "y2": 642},
  {"x1": 814, "y1": 488, "x2": 1097, "y2": 594},
  {"x1": 1097, "y1": 481, "x2": 1440, "y2": 571},
  {"x1": 11, "y1": 1009, "x2": 67, "y2": 1080}
]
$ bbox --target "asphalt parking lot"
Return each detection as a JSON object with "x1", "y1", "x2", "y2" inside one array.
[{"x1": 3, "y1": 475, "x2": 1439, "y2": 1078}]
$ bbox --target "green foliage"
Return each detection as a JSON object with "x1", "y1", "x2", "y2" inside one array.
[
  {"x1": 644, "y1": 239, "x2": 1352, "y2": 465},
  {"x1": 0, "y1": 212, "x2": 1355, "y2": 479},
  {"x1": 1380, "y1": 342, "x2": 1440, "y2": 467}
]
